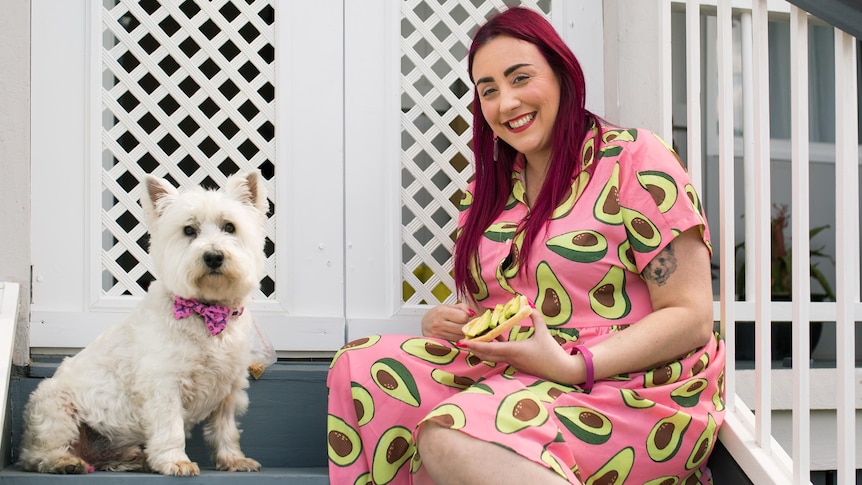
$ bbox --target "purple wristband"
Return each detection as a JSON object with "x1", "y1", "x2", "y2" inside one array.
[{"x1": 571, "y1": 345, "x2": 594, "y2": 392}]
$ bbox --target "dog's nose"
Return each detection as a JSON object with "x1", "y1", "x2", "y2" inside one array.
[{"x1": 203, "y1": 251, "x2": 224, "y2": 270}]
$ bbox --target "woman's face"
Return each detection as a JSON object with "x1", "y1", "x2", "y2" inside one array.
[{"x1": 471, "y1": 35, "x2": 560, "y2": 165}]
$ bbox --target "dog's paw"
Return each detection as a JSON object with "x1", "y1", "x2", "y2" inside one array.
[
  {"x1": 45, "y1": 455, "x2": 91, "y2": 474},
  {"x1": 216, "y1": 456, "x2": 261, "y2": 472},
  {"x1": 161, "y1": 460, "x2": 200, "y2": 476}
]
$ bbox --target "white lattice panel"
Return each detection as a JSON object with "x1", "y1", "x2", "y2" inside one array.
[
  {"x1": 100, "y1": 0, "x2": 276, "y2": 299},
  {"x1": 399, "y1": 0, "x2": 551, "y2": 305}
]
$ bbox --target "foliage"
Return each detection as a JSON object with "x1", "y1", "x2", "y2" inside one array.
[{"x1": 735, "y1": 203, "x2": 835, "y2": 301}]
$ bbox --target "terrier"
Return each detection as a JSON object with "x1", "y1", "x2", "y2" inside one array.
[{"x1": 19, "y1": 171, "x2": 268, "y2": 476}]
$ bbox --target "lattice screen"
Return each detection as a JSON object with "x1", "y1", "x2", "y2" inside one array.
[
  {"x1": 400, "y1": 0, "x2": 551, "y2": 305},
  {"x1": 100, "y1": 0, "x2": 276, "y2": 299}
]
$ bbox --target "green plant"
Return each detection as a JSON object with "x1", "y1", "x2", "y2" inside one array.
[{"x1": 735, "y1": 203, "x2": 835, "y2": 301}]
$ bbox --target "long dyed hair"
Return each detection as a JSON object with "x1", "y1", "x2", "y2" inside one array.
[{"x1": 453, "y1": 6, "x2": 603, "y2": 301}]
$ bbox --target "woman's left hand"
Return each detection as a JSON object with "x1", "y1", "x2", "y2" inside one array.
[{"x1": 457, "y1": 307, "x2": 582, "y2": 385}]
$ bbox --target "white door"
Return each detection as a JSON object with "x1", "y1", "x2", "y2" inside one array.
[{"x1": 30, "y1": 0, "x2": 604, "y2": 354}]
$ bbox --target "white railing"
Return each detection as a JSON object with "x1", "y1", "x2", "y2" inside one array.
[
  {"x1": 0, "y1": 282, "x2": 20, "y2": 468},
  {"x1": 674, "y1": 1, "x2": 860, "y2": 483}
]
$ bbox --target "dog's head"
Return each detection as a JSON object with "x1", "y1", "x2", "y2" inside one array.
[{"x1": 141, "y1": 171, "x2": 268, "y2": 306}]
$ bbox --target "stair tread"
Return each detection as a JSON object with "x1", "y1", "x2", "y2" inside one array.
[{"x1": 0, "y1": 466, "x2": 328, "y2": 483}]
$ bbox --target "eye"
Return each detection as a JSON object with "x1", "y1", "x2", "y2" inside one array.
[
  {"x1": 223, "y1": 222, "x2": 235, "y2": 234},
  {"x1": 513, "y1": 73, "x2": 530, "y2": 84},
  {"x1": 183, "y1": 225, "x2": 197, "y2": 237}
]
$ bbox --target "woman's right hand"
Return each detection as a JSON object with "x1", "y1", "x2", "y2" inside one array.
[{"x1": 421, "y1": 303, "x2": 478, "y2": 341}]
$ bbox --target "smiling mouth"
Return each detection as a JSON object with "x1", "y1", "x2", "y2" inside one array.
[{"x1": 506, "y1": 113, "x2": 535, "y2": 129}]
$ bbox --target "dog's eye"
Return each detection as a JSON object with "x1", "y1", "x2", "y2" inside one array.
[
  {"x1": 183, "y1": 226, "x2": 197, "y2": 237},
  {"x1": 223, "y1": 222, "x2": 235, "y2": 234}
]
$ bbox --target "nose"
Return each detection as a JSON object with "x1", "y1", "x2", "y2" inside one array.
[
  {"x1": 498, "y1": 86, "x2": 521, "y2": 114},
  {"x1": 203, "y1": 250, "x2": 224, "y2": 270}
]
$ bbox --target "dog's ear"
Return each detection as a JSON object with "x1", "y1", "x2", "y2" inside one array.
[
  {"x1": 225, "y1": 170, "x2": 268, "y2": 215},
  {"x1": 141, "y1": 175, "x2": 178, "y2": 224}
]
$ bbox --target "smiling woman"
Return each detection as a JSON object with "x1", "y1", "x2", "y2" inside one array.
[{"x1": 328, "y1": 7, "x2": 724, "y2": 485}]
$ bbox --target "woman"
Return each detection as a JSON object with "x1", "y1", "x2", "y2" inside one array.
[{"x1": 327, "y1": 7, "x2": 724, "y2": 484}]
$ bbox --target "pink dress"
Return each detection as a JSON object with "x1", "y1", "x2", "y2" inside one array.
[{"x1": 327, "y1": 126, "x2": 725, "y2": 484}]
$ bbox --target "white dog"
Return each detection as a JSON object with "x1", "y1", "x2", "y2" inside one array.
[{"x1": 18, "y1": 171, "x2": 268, "y2": 476}]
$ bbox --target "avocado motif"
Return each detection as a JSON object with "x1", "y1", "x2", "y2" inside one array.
[
  {"x1": 371, "y1": 426, "x2": 414, "y2": 484},
  {"x1": 621, "y1": 388, "x2": 656, "y2": 409},
  {"x1": 555, "y1": 406, "x2": 613, "y2": 445},
  {"x1": 594, "y1": 163, "x2": 623, "y2": 225},
  {"x1": 400, "y1": 338, "x2": 459, "y2": 365},
  {"x1": 552, "y1": 171, "x2": 591, "y2": 219},
  {"x1": 588, "y1": 266, "x2": 631, "y2": 320},
  {"x1": 528, "y1": 380, "x2": 576, "y2": 402},
  {"x1": 496, "y1": 257, "x2": 518, "y2": 295},
  {"x1": 581, "y1": 135, "x2": 597, "y2": 170},
  {"x1": 551, "y1": 328, "x2": 579, "y2": 346},
  {"x1": 643, "y1": 476, "x2": 680, "y2": 485},
  {"x1": 484, "y1": 221, "x2": 519, "y2": 242},
  {"x1": 546, "y1": 230, "x2": 608, "y2": 263},
  {"x1": 467, "y1": 256, "x2": 489, "y2": 301},
  {"x1": 690, "y1": 353, "x2": 709, "y2": 377},
  {"x1": 647, "y1": 412, "x2": 692, "y2": 462},
  {"x1": 535, "y1": 261, "x2": 573, "y2": 327},
  {"x1": 712, "y1": 383, "x2": 725, "y2": 412},
  {"x1": 424, "y1": 403, "x2": 467, "y2": 430},
  {"x1": 684, "y1": 183, "x2": 703, "y2": 214},
  {"x1": 584, "y1": 446, "x2": 634, "y2": 485},
  {"x1": 622, "y1": 206, "x2": 662, "y2": 253},
  {"x1": 602, "y1": 128, "x2": 637, "y2": 143},
  {"x1": 638, "y1": 170, "x2": 678, "y2": 213},
  {"x1": 458, "y1": 190, "x2": 473, "y2": 211},
  {"x1": 353, "y1": 472, "x2": 373, "y2": 485},
  {"x1": 686, "y1": 413, "x2": 717, "y2": 470},
  {"x1": 644, "y1": 362, "x2": 684, "y2": 387},
  {"x1": 465, "y1": 353, "x2": 497, "y2": 369},
  {"x1": 617, "y1": 240, "x2": 638, "y2": 273},
  {"x1": 599, "y1": 144, "x2": 623, "y2": 158},
  {"x1": 371, "y1": 358, "x2": 421, "y2": 407},
  {"x1": 430, "y1": 369, "x2": 475, "y2": 390},
  {"x1": 351, "y1": 382, "x2": 374, "y2": 427},
  {"x1": 682, "y1": 469, "x2": 704, "y2": 484},
  {"x1": 495, "y1": 389, "x2": 549, "y2": 434},
  {"x1": 328, "y1": 414, "x2": 362, "y2": 467},
  {"x1": 670, "y1": 378, "x2": 709, "y2": 407},
  {"x1": 330, "y1": 335, "x2": 382, "y2": 369},
  {"x1": 540, "y1": 447, "x2": 569, "y2": 479}
]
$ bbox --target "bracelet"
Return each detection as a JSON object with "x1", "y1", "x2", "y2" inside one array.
[{"x1": 570, "y1": 345, "x2": 595, "y2": 392}]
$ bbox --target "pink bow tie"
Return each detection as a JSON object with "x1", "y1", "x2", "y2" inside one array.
[{"x1": 173, "y1": 296, "x2": 244, "y2": 336}]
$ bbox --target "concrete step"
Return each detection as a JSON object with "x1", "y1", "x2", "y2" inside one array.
[{"x1": 1, "y1": 360, "x2": 330, "y2": 483}]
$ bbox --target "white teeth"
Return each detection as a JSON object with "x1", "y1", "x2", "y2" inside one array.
[{"x1": 507, "y1": 113, "x2": 535, "y2": 129}]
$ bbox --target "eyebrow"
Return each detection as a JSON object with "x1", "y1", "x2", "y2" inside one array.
[{"x1": 474, "y1": 63, "x2": 532, "y2": 85}]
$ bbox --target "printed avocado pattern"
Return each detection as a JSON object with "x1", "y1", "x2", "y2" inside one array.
[
  {"x1": 555, "y1": 405, "x2": 613, "y2": 445},
  {"x1": 594, "y1": 162, "x2": 623, "y2": 225},
  {"x1": 621, "y1": 206, "x2": 662, "y2": 253},
  {"x1": 535, "y1": 261, "x2": 574, "y2": 327},
  {"x1": 352, "y1": 472, "x2": 373, "y2": 485},
  {"x1": 495, "y1": 389, "x2": 549, "y2": 434},
  {"x1": 670, "y1": 378, "x2": 709, "y2": 408},
  {"x1": 552, "y1": 171, "x2": 591, "y2": 219},
  {"x1": 546, "y1": 229, "x2": 608, "y2": 263},
  {"x1": 484, "y1": 221, "x2": 519, "y2": 242},
  {"x1": 588, "y1": 266, "x2": 632, "y2": 320},
  {"x1": 330, "y1": 335, "x2": 382, "y2": 369},
  {"x1": 617, "y1": 240, "x2": 639, "y2": 273},
  {"x1": 424, "y1": 403, "x2": 467, "y2": 430},
  {"x1": 686, "y1": 413, "x2": 717, "y2": 470},
  {"x1": 646, "y1": 411, "x2": 692, "y2": 462},
  {"x1": 351, "y1": 382, "x2": 374, "y2": 426},
  {"x1": 371, "y1": 358, "x2": 421, "y2": 407},
  {"x1": 467, "y1": 256, "x2": 489, "y2": 301},
  {"x1": 584, "y1": 446, "x2": 634, "y2": 485},
  {"x1": 458, "y1": 189, "x2": 473, "y2": 211},
  {"x1": 400, "y1": 338, "x2": 459, "y2": 365},
  {"x1": 328, "y1": 414, "x2": 362, "y2": 467},
  {"x1": 637, "y1": 170, "x2": 678, "y2": 213},
  {"x1": 430, "y1": 369, "x2": 476, "y2": 389},
  {"x1": 371, "y1": 426, "x2": 414, "y2": 484}
]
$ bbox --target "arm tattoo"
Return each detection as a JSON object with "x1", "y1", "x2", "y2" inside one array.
[{"x1": 642, "y1": 242, "x2": 678, "y2": 286}]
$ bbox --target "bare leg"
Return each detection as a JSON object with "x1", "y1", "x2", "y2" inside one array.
[{"x1": 416, "y1": 423, "x2": 573, "y2": 485}]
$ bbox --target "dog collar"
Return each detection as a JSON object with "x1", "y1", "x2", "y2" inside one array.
[{"x1": 173, "y1": 296, "x2": 244, "y2": 336}]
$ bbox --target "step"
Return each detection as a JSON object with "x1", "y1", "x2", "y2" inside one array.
[{"x1": 1, "y1": 360, "x2": 330, "y2": 483}]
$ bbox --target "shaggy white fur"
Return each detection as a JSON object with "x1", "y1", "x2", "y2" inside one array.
[{"x1": 19, "y1": 171, "x2": 269, "y2": 476}]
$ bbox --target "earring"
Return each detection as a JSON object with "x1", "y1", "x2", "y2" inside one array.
[{"x1": 493, "y1": 134, "x2": 498, "y2": 162}]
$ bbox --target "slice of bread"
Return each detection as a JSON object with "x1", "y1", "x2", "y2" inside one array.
[{"x1": 462, "y1": 294, "x2": 531, "y2": 342}]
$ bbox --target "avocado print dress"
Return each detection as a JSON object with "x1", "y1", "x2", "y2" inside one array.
[{"x1": 327, "y1": 127, "x2": 725, "y2": 484}]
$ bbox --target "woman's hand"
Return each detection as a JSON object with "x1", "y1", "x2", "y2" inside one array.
[
  {"x1": 421, "y1": 303, "x2": 477, "y2": 341},
  {"x1": 457, "y1": 308, "x2": 583, "y2": 385}
]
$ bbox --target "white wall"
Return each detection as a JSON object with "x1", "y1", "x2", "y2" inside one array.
[{"x1": 0, "y1": 0, "x2": 31, "y2": 366}]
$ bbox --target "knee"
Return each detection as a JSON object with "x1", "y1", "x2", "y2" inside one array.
[{"x1": 416, "y1": 422, "x2": 449, "y2": 468}]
